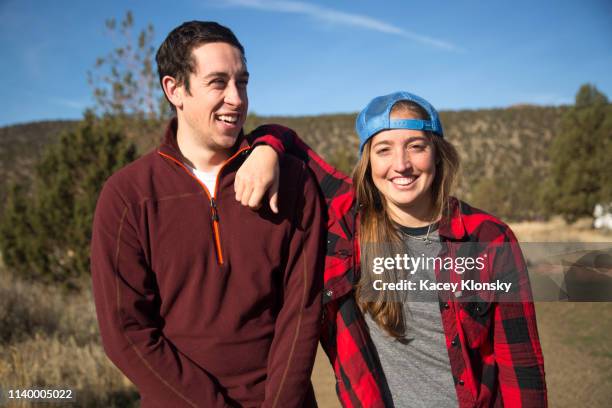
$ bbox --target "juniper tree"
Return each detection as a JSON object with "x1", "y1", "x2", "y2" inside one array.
[
  {"x1": 0, "y1": 112, "x2": 136, "y2": 287},
  {"x1": 548, "y1": 84, "x2": 612, "y2": 223}
]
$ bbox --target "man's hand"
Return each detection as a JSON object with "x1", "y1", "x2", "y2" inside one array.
[{"x1": 235, "y1": 145, "x2": 280, "y2": 213}]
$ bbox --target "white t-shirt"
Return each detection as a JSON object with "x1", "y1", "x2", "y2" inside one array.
[{"x1": 189, "y1": 166, "x2": 218, "y2": 194}]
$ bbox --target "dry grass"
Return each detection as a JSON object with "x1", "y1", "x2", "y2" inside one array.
[
  {"x1": 0, "y1": 272, "x2": 137, "y2": 408},
  {"x1": 510, "y1": 216, "x2": 612, "y2": 242},
  {"x1": 0, "y1": 334, "x2": 137, "y2": 407},
  {"x1": 0, "y1": 274, "x2": 98, "y2": 345}
]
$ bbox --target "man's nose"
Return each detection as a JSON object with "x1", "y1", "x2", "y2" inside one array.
[{"x1": 225, "y1": 82, "x2": 246, "y2": 107}]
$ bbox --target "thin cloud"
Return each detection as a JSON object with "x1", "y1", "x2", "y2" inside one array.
[
  {"x1": 221, "y1": 0, "x2": 462, "y2": 52},
  {"x1": 21, "y1": 90, "x2": 89, "y2": 111},
  {"x1": 22, "y1": 42, "x2": 49, "y2": 79},
  {"x1": 50, "y1": 97, "x2": 88, "y2": 110}
]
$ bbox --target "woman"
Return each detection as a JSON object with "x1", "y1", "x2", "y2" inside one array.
[{"x1": 237, "y1": 91, "x2": 547, "y2": 407}]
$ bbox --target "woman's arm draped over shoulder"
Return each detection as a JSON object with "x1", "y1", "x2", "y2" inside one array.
[{"x1": 246, "y1": 124, "x2": 354, "y2": 217}]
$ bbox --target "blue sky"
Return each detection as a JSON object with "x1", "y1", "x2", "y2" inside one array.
[{"x1": 1, "y1": 0, "x2": 611, "y2": 126}]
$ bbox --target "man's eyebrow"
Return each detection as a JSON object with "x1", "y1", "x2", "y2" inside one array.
[
  {"x1": 202, "y1": 70, "x2": 250, "y2": 80},
  {"x1": 203, "y1": 72, "x2": 229, "y2": 80}
]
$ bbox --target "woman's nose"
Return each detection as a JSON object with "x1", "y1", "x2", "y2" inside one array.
[{"x1": 392, "y1": 150, "x2": 411, "y2": 173}]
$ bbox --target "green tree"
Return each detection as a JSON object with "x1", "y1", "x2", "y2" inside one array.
[
  {"x1": 547, "y1": 84, "x2": 612, "y2": 223},
  {"x1": 575, "y1": 83, "x2": 609, "y2": 108},
  {"x1": 0, "y1": 112, "x2": 136, "y2": 287}
]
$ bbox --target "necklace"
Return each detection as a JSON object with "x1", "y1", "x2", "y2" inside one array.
[{"x1": 402, "y1": 222, "x2": 433, "y2": 245}]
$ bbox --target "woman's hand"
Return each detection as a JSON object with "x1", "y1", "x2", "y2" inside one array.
[{"x1": 234, "y1": 145, "x2": 280, "y2": 213}]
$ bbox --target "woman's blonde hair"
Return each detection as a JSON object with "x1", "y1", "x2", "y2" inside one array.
[{"x1": 353, "y1": 100, "x2": 460, "y2": 338}]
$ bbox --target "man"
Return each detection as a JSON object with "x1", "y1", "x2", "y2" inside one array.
[{"x1": 91, "y1": 21, "x2": 324, "y2": 408}]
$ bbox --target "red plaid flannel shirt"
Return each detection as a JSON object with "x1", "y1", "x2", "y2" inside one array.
[{"x1": 250, "y1": 125, "x2": 547, "y2": 408}]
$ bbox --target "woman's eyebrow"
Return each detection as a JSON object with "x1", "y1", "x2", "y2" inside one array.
[
  {"x1": 372, "y1": 140, "x2": 392, "y2": 148},
  {"x1": 373, "y1": 136, "x2": 428, "y2": 147},
  {"x1": 406, "y1": 135, "x2": 429, "y2": 142}
]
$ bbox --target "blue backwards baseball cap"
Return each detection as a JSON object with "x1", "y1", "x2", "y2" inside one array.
[{"x1": 356, "y1": 91, "x2": 444, "y2": 153}]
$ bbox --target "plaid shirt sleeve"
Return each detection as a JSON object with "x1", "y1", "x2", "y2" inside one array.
[
  {"x1": 490, "y1": 227, "x2": 547, "y2": 407},
  {"x1": 248, "y1": 125, "x2": 389, "y2": 407},
  {"x1": 451, "y1": 203, "x2": 547, "y2": 407}
]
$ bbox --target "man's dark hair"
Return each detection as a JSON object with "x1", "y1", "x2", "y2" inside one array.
[{"x1": 156, "y1": 21, "x2": 245, "y2": 96}]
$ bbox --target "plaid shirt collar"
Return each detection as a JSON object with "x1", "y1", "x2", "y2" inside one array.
[{"x1": 438, "y1": 197, "x2": 469, "y2": 241}]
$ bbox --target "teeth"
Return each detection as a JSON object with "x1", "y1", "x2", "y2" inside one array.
[
  {"x1": 392, "y1": 177, "x2": 416, "y2": 186},
  {"x1": 217, "y1": 114, "x2": 238, "y2": 124}
]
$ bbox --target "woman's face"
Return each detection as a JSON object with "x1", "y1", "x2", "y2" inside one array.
[{"x1": 368, "y1": 117, "x2": 437, "y2": 221}]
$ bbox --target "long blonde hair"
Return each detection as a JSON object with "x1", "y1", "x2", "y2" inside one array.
[{"x1": 353, "y1": 101, "x2": 460, "y2": 338}]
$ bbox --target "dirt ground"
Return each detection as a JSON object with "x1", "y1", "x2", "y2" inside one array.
[
  {"x1": 310, "y1": 220, "x2": 612, "y2": 407},
  {"x1": 312, "y1": 345, "x2": 341, "y2": 408}
]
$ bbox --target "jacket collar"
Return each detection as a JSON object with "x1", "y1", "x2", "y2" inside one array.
[
  {"x1": 158, "y1": 117, "x2": 250, "y2": 162},
  {"x1": 438, "y1": 197, "x2": 468, "y2": 241}
]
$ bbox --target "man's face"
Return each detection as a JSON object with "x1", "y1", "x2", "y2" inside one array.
[{"x1": 178, "y1": 42, "x2": 249, "y2": 152}]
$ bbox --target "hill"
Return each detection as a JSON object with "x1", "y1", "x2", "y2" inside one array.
[
  {"x1": 0, "y1": 120, "x2": 79, "y2": 183},
  {"x1": 0, "y1": 105, "x2": 568, "y2": 220}
]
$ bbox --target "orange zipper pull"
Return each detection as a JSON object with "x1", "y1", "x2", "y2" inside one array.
[
  {"x1": 210, "y1": 197, "x2": 219, "y2": 222},
  {"x1": 209, "y1": 197, "x2": 223, "y2": 264}
]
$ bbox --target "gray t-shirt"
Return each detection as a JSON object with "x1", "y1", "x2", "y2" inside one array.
[{"x1": 363, "y1": 225, "x2": 458, "y2": 408}]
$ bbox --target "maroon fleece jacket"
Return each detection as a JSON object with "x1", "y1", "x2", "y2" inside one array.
[{"x1": 91, "y1": 120, "x2": 324, "y2": 408}]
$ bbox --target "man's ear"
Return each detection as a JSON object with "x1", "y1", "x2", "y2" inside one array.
[{"x1": 161, "y1": 75, "x2": 183, "y2": 110}]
